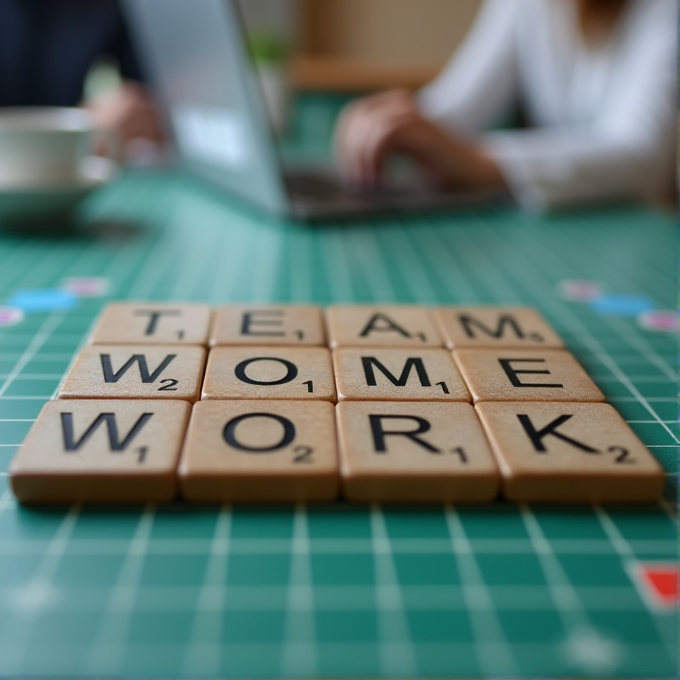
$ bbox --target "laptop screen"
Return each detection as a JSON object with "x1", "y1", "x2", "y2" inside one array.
[{"x1": 123, "y1": 0, "x2": 289, "y2": 214}]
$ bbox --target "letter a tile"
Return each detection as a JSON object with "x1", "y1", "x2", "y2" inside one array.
[
  {"x1": 334, "y1": 348, "x2": 470, "y2": 402},
  {"x1": 326, "y1": 305, "x2": 443, "y2": 348},
  {"x1": 337, "y1": 402, "x2": 499, "y2": 502},
  {"x1": 454, "y1": 349, "x2": 604, "y2": 403},
  {"x1": 179, "y1": 401, "x2": 339, "y2": 502},
  {"x1": 434, "y1": 306, "x2": 564, "y2": 349},
  {"x1": 475, "y1": 402, "x2": 665, "y2": 502},
  {"x1": 210, "y1": 305, "x2": 325, "y2": 346},
  {"x1": 10, "y1": 399, "x2": 190, "y2": 503},
  {"x1": 58, "y1": 345, "x2": 206, "y2": 402},
  {"x1": 89, "y1": 303, "x2": 212, "y2": 346},
  {"x1": 202, "y1": 347, "x2": 336, "y2": 401}
]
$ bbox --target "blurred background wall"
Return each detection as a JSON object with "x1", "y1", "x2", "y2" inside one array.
[{"x1": 239, "y1": 0, "x2": 482, "y2": 91}]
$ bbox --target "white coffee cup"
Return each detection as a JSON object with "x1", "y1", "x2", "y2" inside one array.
[{"x1": 0, "y1": 107, "x2": 118, "y2": 187}]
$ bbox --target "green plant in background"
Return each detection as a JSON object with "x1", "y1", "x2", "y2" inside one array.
[{"x1": 247, "y1": 31, "x2": 290, "y2": 66}]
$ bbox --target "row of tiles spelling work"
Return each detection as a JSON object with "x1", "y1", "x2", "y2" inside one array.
[
  {"x1": 57, "y1": 345, "x2": 605, "y2": 404},
  {"x1": 88, "y1": 303, "x2": 565, "y2": 349},
  {"x1": 10, "y1": 399, "x2": 664, "y2": 505}
]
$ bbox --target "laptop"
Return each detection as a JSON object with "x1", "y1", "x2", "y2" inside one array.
[{"x1": 123, "y1": 0, "x2": 500, "y2": 220}]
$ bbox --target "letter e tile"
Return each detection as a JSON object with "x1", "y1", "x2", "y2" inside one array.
[
  {"x1": 454, "y1": 349, "x2": 604, "y2": 403},
  {"x1": 210, "y1": 305, "x2": 325, "y2": 346}
]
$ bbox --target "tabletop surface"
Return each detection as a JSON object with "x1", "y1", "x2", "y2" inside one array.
[{"x1": 0, "y1": 97, "x2": 677, "y2": 677}]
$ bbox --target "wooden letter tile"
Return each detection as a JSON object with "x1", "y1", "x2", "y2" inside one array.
[
  {"x1": 179, "y1": 400, "x2": 339, "y2": 502},
  {"x1": 454, "y1": 349, "x2": 604, "y2": 403},
  {"x1": 334, "y1": 348, "x2": 470, "y2": 402},
  {"x1": 58, "y1": 345, "x2": 206, "y2": 402},
  {"x1": 337, "y1": 402, "x2": 499, "y2": 502},
  {"x1": 202, "y1": 347, "x2": 335, "y2": 401},
  {"x1": 10, "y1": 399, "x2": 190, "y2": 503},
  {"x1": 89, "y1": 302, "x2": 212, "y2": 346},
  {"x1": 434, "y1": 306, "x2": 564, "y2": 349},
  {"x1": 326, "y1": 305, "x2": 443, "y2": 348},
  {"x1": 475, "y1": 402, "x2": 665, "y2": 503},
  {"x1": 210, "y1": 305, "x2": 325, "y2": 346}
]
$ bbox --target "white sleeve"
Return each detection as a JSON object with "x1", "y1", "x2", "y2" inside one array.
[
  {"x1": 483, "y1": 0, "x2": 677, "y2": 211},
  {"x1": 417, "y1": 0, "x2": 520, "y2": 136}
]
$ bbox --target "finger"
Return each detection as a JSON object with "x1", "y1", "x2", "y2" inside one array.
[
  {"x1": 340, "y1": 105, "x2": 379, "y2": 184},
  {"x1": 357, "y1": 110, "x2": 414, "y2": 184},
  {"x1": 335, "y1": 92, "x2": 409, "y2": 175},
  {"x1": 335, "y1": 103, "x2": 369, "y2": 181}
]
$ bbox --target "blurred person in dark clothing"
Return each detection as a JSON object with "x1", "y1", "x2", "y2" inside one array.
[{"x1": 0, "y1": 0, "x2": 163, "y2": 148}]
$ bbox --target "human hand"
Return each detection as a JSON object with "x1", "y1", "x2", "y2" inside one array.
[
  {"x1": 335, "y1": 89, "x2": 504, "y2": 191},
  {"x1": 86, "y1": 80, "x2": 165, "y2": 156}
]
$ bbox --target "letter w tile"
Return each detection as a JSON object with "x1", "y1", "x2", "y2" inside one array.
[
  {"x1": 61, "y1": 412, "x2": 153, "y2": 451},
  {"x1": 100, "y1": 354, "x2": 176, "y2": 383}
]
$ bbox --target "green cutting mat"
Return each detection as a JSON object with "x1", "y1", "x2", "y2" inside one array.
[{"x1": 0, "y1": 165, "x2": 677, "y2": 677}]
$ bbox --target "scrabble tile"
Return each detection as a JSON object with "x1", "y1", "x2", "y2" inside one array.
[
  {"x1": 179, "y1": 400, "x2": 339, "y2": 502},
  {"x1": 210, "y1": 305, "x2": 325, "y2": 346},
  {"x1": 334, "y1": 348, "x2": 470, "y2": 402},
  {"x1": 326, "y1": 305, "x2": 443, "y2": 348},
  {"x1": 58, "y1": 345, "x2": 206, "y2": 402},
  {"x1": 10, "y1": 399, "x2": 190, "y2": 503},
  {"x1": 89, "y1": 302, "x2": 212, "y2": 345},
  {"x1": 337, "y1": 401, "x2": 499, "y2": 502},
  {"x1": 202, "y1": 347, "x2": 336, "y2": 401},
  {"x1": 434, "y1": 306, "x2": 564, "y2": 349},
  {"x1": 475, "y1": 402, "x2": 665, "y2": 503},
  {"x1": 453, "y1": 348, "x2": 605, "y2": 403}
]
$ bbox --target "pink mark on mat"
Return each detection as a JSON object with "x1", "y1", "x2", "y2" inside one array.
[
  {"x1": 637, "y1": 310, "x2": 679, "y2": 334},
  {"x1": 559, "y1": 280, "x2": 604, "y2": 302},
  {"x1": 60, "y1": 277, "x2": 110, "y2": 298},
  {"x1": 0, "y1": 306, "x2": 24, "y2": 327}
]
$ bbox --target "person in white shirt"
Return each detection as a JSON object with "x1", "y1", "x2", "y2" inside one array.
[{"x1": 335, "y1": 0, "x2": 676, "y2": 211}]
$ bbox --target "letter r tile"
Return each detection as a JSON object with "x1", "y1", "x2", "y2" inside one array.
[
  {"x1": 202, "y1": 347, "x2": 336, "y2": 401},
  {"x1": 434, "y1": 306, "x2": 564, "y2": 349},
  {"x1": 10, "y1": 399, "x2": 190, "y2": 503},
  {"x1": 475, "y1": 402, "x2": 665, "y2": 502},
  {"x1": 179, "y1": 401, "x2": 339, "y2": 502},
  {"x1": 333, "y1": 348, "x2": 470, "y2": 402},
  {"x1": 210, "y1": 305, "x2": 325, "y2": 346},
  {"x1": 326, "y1": 305, "x2": 443, "y2": 348},
  {"x1": 453, "y1": 348, "x2": 604, "y2": 403},
  {"x1": 337, "y1": 401, "x2": 500, "y2": 502},
  {"x1": 58, "y1": 345, "x2": 206, "y2": 402}
]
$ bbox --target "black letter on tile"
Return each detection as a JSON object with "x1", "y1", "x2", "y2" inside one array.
[
  {"x1": 369, "y1": 415, "x2": 439, "y2": 453},
  {"x1": 517, "y1": 414, "x2": 598, "y2": 453},
  {"x1": 224, "y1": 413, "x2": 296, "y2": 452}
]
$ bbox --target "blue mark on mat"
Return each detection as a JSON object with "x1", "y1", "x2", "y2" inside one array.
[
  {"x1": 8, "y1": 289, "x2": 77, "y2": 312},
  {"x1": 590, "y1": 294, "x2": 655, "y2": 317}
]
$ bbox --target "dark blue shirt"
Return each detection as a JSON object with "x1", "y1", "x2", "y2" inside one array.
[{"x1": 0, "y1": 0, "x2": 142, "y2": 107}]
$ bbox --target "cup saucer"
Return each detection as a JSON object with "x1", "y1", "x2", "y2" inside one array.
[{"x1": 0, "y1": 156, "x2": 119, "y2": 225}]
